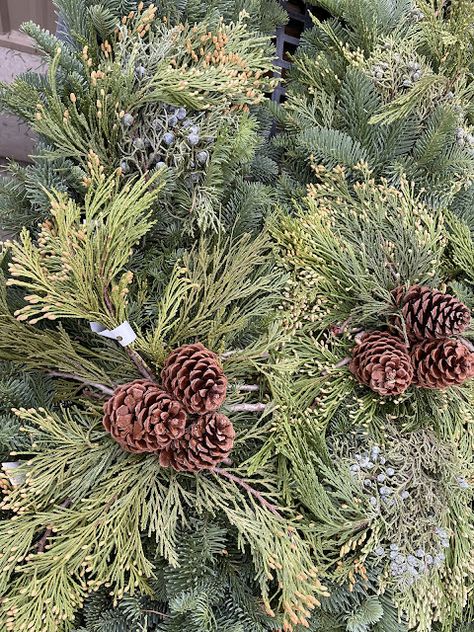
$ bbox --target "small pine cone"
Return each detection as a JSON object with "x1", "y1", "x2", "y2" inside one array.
[
  {"x1": 159, "y1": 413, "x2": 235, "y2": 472},
  {"x1": 103, "y1": 379, "x2": 188, "y2": 453},
  {"x1": 411, "y1": 338, "x2": 474, "y2": 389},
  {"x1": 161, "y1": 342, "x2": 228, "y2": 414},
  {"x1": 350, "y1": 331, "x2": 413, "y2": 396},
  {"x1": 393, "y1": 285, "x2": 471, "y2": 342}
]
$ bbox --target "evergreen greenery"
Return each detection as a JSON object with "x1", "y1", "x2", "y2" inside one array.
[{"x1": 0, "y1": 1, "x2": 474, "y2": 631}]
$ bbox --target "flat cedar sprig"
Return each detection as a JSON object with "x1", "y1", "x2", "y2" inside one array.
[
  {"x1": 0, "y1": 406, "x2": 326, "y2": 632},
  {"x1": 6, "y1": 159, "x2": 162, "y2": 326}
]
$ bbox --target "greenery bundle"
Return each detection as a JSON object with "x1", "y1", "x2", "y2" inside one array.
[{"x1": 0, "y1": 0, "x2": 473, "y2": 631}]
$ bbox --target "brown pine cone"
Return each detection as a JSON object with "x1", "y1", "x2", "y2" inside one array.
[
  {"x1": 411, "y1": 338, "x2": 474, "y2": 389},
  {"x1": 103, "y1": 379, "x2": 188, "y2": 453},
  {"x1": 350, "y1": 331, "x2": 413, "y2": 396},
  {"x1": 159, "y1": 413, "x2": 235, "y2": 472},
  {"x1": 393, "y1": 285, "x2": 471, "y2": 342},
  {"x1": 161, "y1": 343, "x2": 228, "y2": 414}
]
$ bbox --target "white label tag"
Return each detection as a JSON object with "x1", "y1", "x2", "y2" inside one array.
[
  {"x1": 2, "y1": 461, "x2": 26, "y2": 487},
  {"x1": 90, "y1": 321, "x2": 137, "y2": 346}
]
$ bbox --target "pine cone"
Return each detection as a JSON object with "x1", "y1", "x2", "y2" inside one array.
[
  {"x1": 393, "y1": 285, "x2": 471, "y2": 342},
  {"x1": 350, "y1": 331, "x2": 413, "y2": 396},
  {"x1": 159, "y1": 413, "x2": 235, "y2": 472},
  {"x1": 411, "y1": 338, "x2": 474, "y2": 389},
  {"x1": 103, "y1": 379, "x2": 188, "y2": 453},
  {"x1": 161, "y1": 343, "x2": 228, "y2": 414}
]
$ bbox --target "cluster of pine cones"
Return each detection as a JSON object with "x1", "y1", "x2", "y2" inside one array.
[
  {"x1": 350, "y1": 286, "x2": 474, "y2": 396},
  {"x1": 102, "y1": 343, "x2": 235, "y2": 471}
]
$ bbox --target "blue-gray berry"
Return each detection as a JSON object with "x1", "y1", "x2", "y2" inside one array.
[
  {"x1": 197, "y1": 150, "x2": 209, "y2": 164},
  {"x1": 386, "y1": 467, "x2": 395, "y2": 477},
  {"x1": 377, "y1": 473, "x2": 386, "y2": 482},
  {"x1": 120, "y1": 160, "x2": 129, "y2": 173},
  {"x1": 156, "y1": 161, "x2": 166, "y2": 169},
  {"x1": 176, "y1": 107, "x2": 187, "y2": 120},
  {"x1": 122, "y1": 113, "x2": 134, "y2": 127},
  {"x1": 374, "y1": 546, "x2": 384, "y2": 557},
  {"x1": 457, "y1": 476, "x2": 470, "y2": 489},
  {"x1": 133, "y1": 138, "x2": 145, "y2": 150},
  {"x1": 401, "y1": 490, "x2": 410, "y2": 500},
  {"x1": 188, "y1": 133, "x2": 200, "y2": 146},
  {"x1": 163, "y1": 132, "x2": 175, "y2": 145}
]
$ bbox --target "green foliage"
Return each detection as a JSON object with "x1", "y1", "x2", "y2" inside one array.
[
  {"x1": 7, "y1": 166, "x2": 163, "y2": 325},
  {"x1": 0, "y1": 406, "x2": 324, "y2": 631},
  {"x1": 0, "y1": 2, "x2": 278, "y2": 240},
  {"x1": 272, "y1": 164, "x2": 444, "y2": 334},
  {"x1": 276, "y1": 0, "x2": 474, "y2": 207}
]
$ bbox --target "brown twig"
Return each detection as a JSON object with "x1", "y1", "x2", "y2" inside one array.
[
  {"x1": 211, "y1": 467, "x2": 283, "y2": 518},
  {"x1": 354, "y1": 330, "x2": 367, "y2": 345},
  {"x1": 321, "y1": 357, "x2": 351, "y2": 377},
  {"x1": 125, "y1": 346, "x2": 157, "y2": 381},
  {"x1": 237, "y1": 384, "x2": 260, "y2": 392},
  {"x1": 103, "y1": 286, "x2": 156, "y2": 381},
  {"x1": 143, "y1": 609, "x2": 170, "y2": 619},
  {"x1": 227, "y1": 402, "x2": 267, "y2": 413},
  {"x1": 36, "y1": 499, "x2": 71, "y2": 553},
  {"x1": 48, "y1": 371, "x2": 115, "y2": 396},
  {"x1": 220, "y1": 350, "x2": 238, "y2": 361}
]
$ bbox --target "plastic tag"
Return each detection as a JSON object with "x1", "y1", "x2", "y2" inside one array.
[{"x1": 90, "y1": 321, "x2": 137, "y2": 346}]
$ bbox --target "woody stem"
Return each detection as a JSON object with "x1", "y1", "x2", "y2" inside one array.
[
  {"x1": 48, "y1": 371, "x2": 115, "y2": 396},
  {"x1": 103, "y1": 286, "x2": 156, "y2": 381},
  {"x1": 227, "y1": 402, "x2": 266, "y2": 412},
  {"x1": 211, "y1": 467, "x2": 283, "y2": 518}
]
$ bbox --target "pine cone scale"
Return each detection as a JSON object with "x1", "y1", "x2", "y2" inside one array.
[
  {"x1": 393, "y1": 285, "x2": 471, "y2": 341},
  {"x1": 159, "y1": 413, "x2": 235, "y2": 472},
  {"x1": 411, "y1": 338, "x2": 474, "y2": 388},
  {"x1": 350, "y1": 331, "x2": 414, "y2": 396},
  {"x1": 103, "y1": 380, "x2": 188, "y2": 453},
  {"x1": 161, "y1": 342, "x2": 228, "y2": 414}
]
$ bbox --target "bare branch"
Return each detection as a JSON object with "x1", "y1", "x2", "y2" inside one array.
[{"x1": 48, "y1": 371, "x2": 115, "y2": 396}]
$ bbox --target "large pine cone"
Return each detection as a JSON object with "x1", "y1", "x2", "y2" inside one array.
[
  {"x1": 393, "y1": 285, "x2": 470, "y2": 342},
  {"x1": 161, "y1": 343, "x2": 228, "y2": 414},
  {"x1": 411, "y1": 338, "x2": 474, "y2": 389},
  {"x1": 159, "y1": 413, "x2": 235, "y2": 472},
  {"x1": 350, "y1": 331, "x2": 413, "y2": 396},
  {"x1": 103, "y1": 380, "x2": 188, "y2": 453}
]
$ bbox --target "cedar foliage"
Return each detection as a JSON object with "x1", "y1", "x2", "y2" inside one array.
[
  {"x1": 1, "y1": 1, "x2": 474, "y2": 632},
  {"x1": 261, "y1": 1, "x2": 474, "y2": 630}
]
